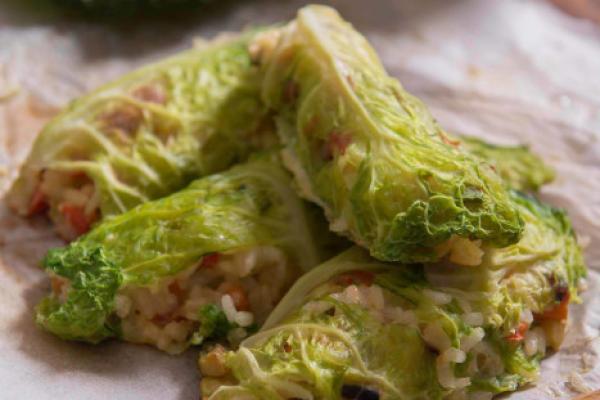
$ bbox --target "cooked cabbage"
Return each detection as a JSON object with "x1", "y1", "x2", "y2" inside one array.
[
  {"x1": 459, "y1": 136, "x2": 555, "y2": 192},
  {"x1": 207, "y1": 193, "x2": 585, "y2": 399},
  {"x1": 8, "y1": 31, "x2": 274, "y2": 238},
  {"x1": 35, "y1": 157, "x2": 341, "y2": 350},
  {"x1": 258, "y1": 5, "x2": 524, "y2": 263}
]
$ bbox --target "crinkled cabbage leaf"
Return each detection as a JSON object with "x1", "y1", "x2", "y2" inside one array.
[
  {"x1": 459, "y1": 136, "x2": 555, "y2": 192},
  {"x1": 258, "y1": 5, "x2": 524, "y2": 263},
  {"x1": 36, "y1": 157, "x2": 338, "y2": 344},
  {"x1": 9, "y1": 31, "x2": 273, "y2": 222},
  {"x1": 425, "y1": 190, "x2": 586, "y2": 333},
  {"x1": 209, "y1": 193, "x2": 585, "y2": 399}
]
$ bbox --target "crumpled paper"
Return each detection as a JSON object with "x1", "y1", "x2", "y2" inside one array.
[{"x1": 0, "y1": 0, "x2": 598, "y2": 399}]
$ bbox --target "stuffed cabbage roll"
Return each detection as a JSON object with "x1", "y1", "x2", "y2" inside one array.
[
  {"x1": 203, "y1": 193, "x2": 586, "y2": 399},
  {"x1": 36, "y1": 158, "x2": 341, "y2": 354},
  {"x1": 9, "y1": 31, "x2": 274, "y2": 240},
  {"x1": 257, "y1": 5, "x2": 524, "y2": 263}
]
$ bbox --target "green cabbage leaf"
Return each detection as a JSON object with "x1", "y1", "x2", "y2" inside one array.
[
  {"x1": 259, "y1": 5, "x2": 524, "y2": 263},
  {"x1": 459, "y1": 136, "x2": 555, "y2": 191},
  {"x1": 9, "y1": 31, "x2": 274, "y2": 223},
  {"x1": 36, "y1": 157, "x2": 338, "y2": 344},
  {"x1": 213, "y1": 192, "x2": 586, "y2": 399}
]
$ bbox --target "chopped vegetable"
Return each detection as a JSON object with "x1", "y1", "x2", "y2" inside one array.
[
  {"x1": 59, "y1": 203, "x2": 96, "y2": 236},
  {"x1": 535, "y1": 293, "x2": 570, "y2": 321},
  {"x1": 194, "y1": 305, "x2": 235, "y2": 344},
  {"x1": 506, "y1": 322, "x2": 529, "y2": 342},
  {"x1": 200, "y1": 253, "x2": 221, "y2": 269}
]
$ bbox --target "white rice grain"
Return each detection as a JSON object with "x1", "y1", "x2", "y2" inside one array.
[
  {"x1": 333, "y1": 285, "x2": 364, "y2": 306},
  {"x1": 423, "y1": 322, "x2": 451, "y2": 352},
  {"x1": 385, "y1": 307, "x2": 418, "y2": 327},
  {"x1": 234, "y1": 311, "x2": 254, "y2": 328},
  {"x1": 462, "y1": 312, "x2": 484, "y2": 326},
  {"x1": 470, "y1": 342, "x2": 505, "y2": 377},
  {"x1": 436, "y1": 357, "x2": 470, "y2": 389},
  {"x1": 520, "y1": 309, "x2": 534, "y2": 325},
  {"x1": 221, "y1": 294, "x2": 237, "y2": 323},
  {"x1": 460, "y1": 328, "x2": 485, "y2": 353},
  {"x1": 523, "y1": 327, "x2": 546, "y2": 357},
  {"x1": 440, "y1": 348, "x2": 467, "y2": 364},
  {"x1": 424, "y1": 289, "x2": 453, "y2": 305}
]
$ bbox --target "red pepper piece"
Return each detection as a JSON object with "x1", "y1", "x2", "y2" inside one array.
[
  {"x1": 535, "y1": 293, "x2": 570, "y2": 322},
  {"x1": 506, "y1": 321, "x2": 529, "y2": 342},
  {"x1": 59, "y1": 203, "x2": 94, "y2": 236},
  {"x1": 336, "y1": 270, "x2": 375, "y2": 287},
  {"x1": 200, "y1": 253, "x2": 221, "y2": 269},
  {"x1": 28, "y1": 187, "x2": 48, "y2": 216}
]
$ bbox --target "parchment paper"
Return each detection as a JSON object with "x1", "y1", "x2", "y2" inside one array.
[{"x1": 0, "y1": 1, "x2": 598, "y2": 399}]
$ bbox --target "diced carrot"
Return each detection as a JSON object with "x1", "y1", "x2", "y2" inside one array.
[
  {"x1": 336, "y1": 270, "x2": 375, "y2": 287},
  {"x1": 219, "y1": 282, "x2": 250, "y2": 311},
  {"x1": 200, "y1": 253, "x2": 221, "y2": 269},
  {"x1": 535, "y1": 293, "x2": 570, "y2": 322},
  {"x1": 506, "y1": 321, "x2": 529, "y2": 342},
  {"x1": 28, "y1": 187, "x2": 48, "y2": 216},
  {"x1": 59, "y1": 203, "x2": 93, "y2": 235}
]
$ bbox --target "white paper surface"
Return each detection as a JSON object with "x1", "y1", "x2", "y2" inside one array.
[{"x1": 0, "y1": 1, "x2": 598, "y2": 399}]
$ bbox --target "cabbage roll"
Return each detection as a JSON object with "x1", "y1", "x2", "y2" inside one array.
[
  {"x1": 257, "y1": 6, "x2": 524, "y2": 263},
  {"x1": 9, "y1": 32, "x2": 274, "y2": 240},
  {"x1": 36, "y1": 158, "x2": 340, "y2": 354},
  {"x1": 203, "y1": 193, "x2": 585, "y2": 399}
]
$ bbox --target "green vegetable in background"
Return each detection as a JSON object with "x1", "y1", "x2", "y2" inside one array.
[
  {"x1": 209, "y1": 190, "x2": 585, "y2": 399},
  {"x1": 54, "y1": 0, "x2": 212, "y2": 18},
  {"x1": 36, "y1": 157, "x2": 341, "y2": 348},
  {"x1": 8, "y1": 30, "x2": 275, "y2": 237},
  {"x1": 459, "y1": 136, "x2": 555, "y2": 192},
  {"x1": 258, "y1": 5, "x2": 524, "y2": 263}
]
